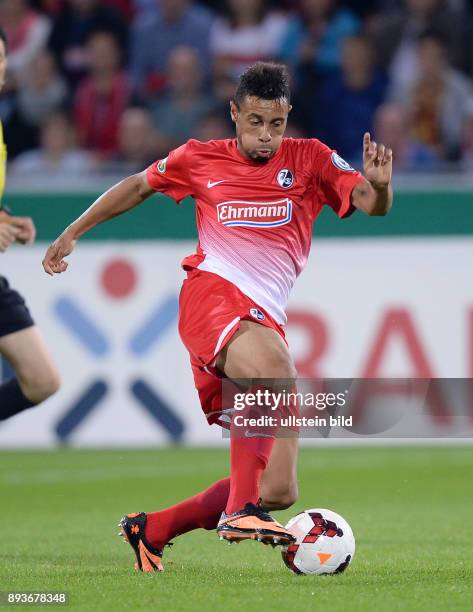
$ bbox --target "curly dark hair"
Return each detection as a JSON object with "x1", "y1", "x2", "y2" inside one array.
[{"x1": 233, "y1": 62, "x2": 291, "y2": 107}]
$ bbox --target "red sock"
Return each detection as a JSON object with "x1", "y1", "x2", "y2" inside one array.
[
  {"x1": 145, "y1": 478, "x2": 230, "y2": 549},
  {"x1": 225, "y1": 435, "x2": 275, "y2": 514}
]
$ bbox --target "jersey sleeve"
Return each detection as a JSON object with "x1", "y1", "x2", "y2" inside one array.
[
  {"x1": 146, "y1": 141, "x2": 194, "y2": 204},
  {"x1": 311, "y1": 140, "x2": 365, "y2": 219}
]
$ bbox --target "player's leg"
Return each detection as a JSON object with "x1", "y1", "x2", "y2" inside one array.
[
  {"x1": 131, "y1": 439, "x2": 298, "y2": 552},
  {"x1": 120, "y1": 476, "x2": 231, "y2": 571},
  {"x1": 120, "y1": 321, "x2": 298, "y2": 570},
  {"x1": 260, "y1": 435, "x2": 299, "y2": 511},
  {"x1": 129, "y1": 438, "x2": 299, "y2": 567},
  {"x1": 214, "y1": 320, "x2": 298, "y2": 543},
  {"x1": 0, "y1": 326, "x2": 60, "y2": 420},
  {"x1": 119, "y1": 274, "x2": 297, "y2": 570},
  {"x1": 216, "y1": 320, "x2": 297, "y2": 512}
]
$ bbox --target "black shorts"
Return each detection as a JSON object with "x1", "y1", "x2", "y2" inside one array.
[{"x1": 0, "y1": 275, "x2": 35, "y2": 338}]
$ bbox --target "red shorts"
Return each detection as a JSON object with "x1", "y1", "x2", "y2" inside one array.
[{"x1": 178, "y1": 269, "x2": 287, "y2": 426}]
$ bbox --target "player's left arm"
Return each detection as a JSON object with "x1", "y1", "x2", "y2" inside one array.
[{"x1": 350, "y1": 132, "x2": 393, "y2": 216}]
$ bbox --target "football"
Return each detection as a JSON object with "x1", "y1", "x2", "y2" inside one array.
[{"x1": 281, "y1": 508, "x2": 355, "y2": 575}]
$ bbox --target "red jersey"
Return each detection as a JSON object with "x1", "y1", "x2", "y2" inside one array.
[{"x1": 146, "y1": 138, "x2": 364, "y2": 324}]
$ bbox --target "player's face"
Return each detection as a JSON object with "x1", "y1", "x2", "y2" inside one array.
[
  {"x1": 0, "y1": 40, "x2": 7, "y2": 93},
  {"x1": 230, "y1": 96, "x2": 291, "y2": 163}
]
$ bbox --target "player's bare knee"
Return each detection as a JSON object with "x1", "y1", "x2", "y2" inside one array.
[
  {"x1": 262, "y1": 482, "x2": 298, "y2": 511},
  {"x1": 39, "y1": 367, "x2": 61, "y2": 400},
  {"x1": 257, "y1": 350, "x2": 297, "y2": 380},
  {"x1": 46, "y1": 369, "x2": 61, "y2": 398},
  {"x1": 20, "y1": 367, "x2": 61, "y2": 404}
]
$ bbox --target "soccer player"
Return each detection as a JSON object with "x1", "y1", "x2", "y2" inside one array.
[
  {"x1": 43, "y1": 63, "x2": 392, "y2": 572},
  {"x1": 0, "y1": 28, "x2": 60, "y2": 421}
]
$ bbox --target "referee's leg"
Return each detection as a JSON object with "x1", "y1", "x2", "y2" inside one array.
[{"x1": 0, "y1": 326, "x2": 60, "y2": 420}]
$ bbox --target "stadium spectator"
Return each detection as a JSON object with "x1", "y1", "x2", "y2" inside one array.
[
  {"x1": 315, "y1": 35, "x2": 388, "y2": 161},
  {"x1": 106, "y1": 107, "x2": 159, "y2": 173},
  {"x1": 277, "y1": 0, "x2": 360, "y2": 75},
  {"x1": 370, "y1": 0, "x2": 464, "y2": 94},
  {"x1": 149, "y1": 46, "x2": 215, "y2": 150},
  {"x1": 210, "y1": 0, "x2": 288, "y2": 99},
  {"x1": 11, "y1": 112, "x2": 94, "y2": 177},
  {"x1": 129, "y1": 0, "x2": 213, "y2": 98},
  {"x1": 373, "y1": 102, "x2": 441, "y2": 170},
  {"x1": 73, "y1": 30, "x2": 131, "y2": 158},
  {"x1": 0, "y1": 0, "x2": 51, "y2": 84},
  {"x1": 390, "y1": 32, "x2": 473, "y2": 160},
  {"x1": 48, "y1": 0, "x2": 128, "y2": 88},
  {"x1": 17, "y1": 50, "x2": 67, "y2": 127}
]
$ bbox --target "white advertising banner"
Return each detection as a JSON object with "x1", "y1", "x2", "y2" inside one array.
[{"x1": 1, "y1": 238, "x2": 472, "y2": 447}]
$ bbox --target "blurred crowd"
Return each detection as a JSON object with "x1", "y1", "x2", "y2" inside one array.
[{"x1": 2, "y1": 0, "x2": 473, "y2": 180}]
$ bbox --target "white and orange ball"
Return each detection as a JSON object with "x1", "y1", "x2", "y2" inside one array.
[{"x1": 282, "y1": 508, "x2": 355, "y2": 575}]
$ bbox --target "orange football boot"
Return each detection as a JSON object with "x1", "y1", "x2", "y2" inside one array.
[
  {"x1": 217, "y1": 502, "x2": 296, "y2": 546},
  {"x1": 118, "y1": 512, "x2": 171, "y2": 572}
]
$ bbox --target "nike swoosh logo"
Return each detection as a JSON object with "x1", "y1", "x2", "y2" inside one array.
[
  {"x1": 244, "y1": 430, "x2": 274, "y2": 439},
  {"x1": 207, "y1": 179, "x2": 226, "y2": 188}
]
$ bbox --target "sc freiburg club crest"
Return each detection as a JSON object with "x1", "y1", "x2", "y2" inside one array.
[{"x1": 277, "y1": 168, "x2": 294, "y2": 188}]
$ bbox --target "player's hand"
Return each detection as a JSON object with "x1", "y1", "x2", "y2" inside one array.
[
  {"x1": 42, "y1": 231, "x2": 76, "y2": 275},
  {"x1": 11, "y1": 216, "x2": 36, "y2": 245},
  {"x1": 0, "y1": 222, "x2": 19, "y2": 252},
  {"x1": 362, "y1": 132, "x2": 392, "y2": 187},
  {"x1": 0, "y1": 209, "x2": 11, "y2": 224}
]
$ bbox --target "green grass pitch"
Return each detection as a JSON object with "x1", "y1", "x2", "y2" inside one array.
[{"x1": 1, "y1": 446, "x2": 472, "y2": 611}]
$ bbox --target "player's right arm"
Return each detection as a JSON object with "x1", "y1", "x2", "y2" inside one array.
[
  {"x1": 43, "y1": 141, "x2": 194, "y2": 276},
  {"x1": 42, "y1": 171, "x2": 153, "y2": 275}
]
